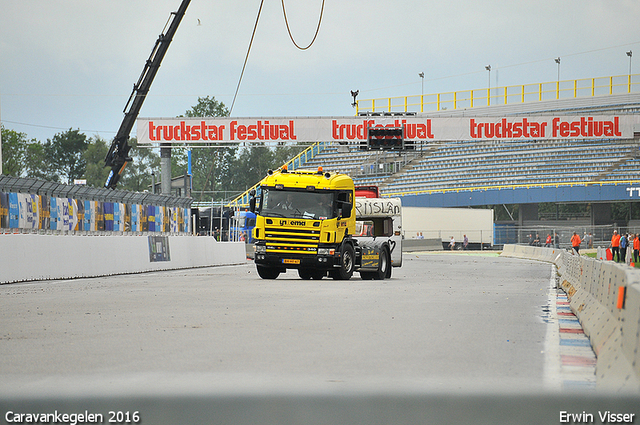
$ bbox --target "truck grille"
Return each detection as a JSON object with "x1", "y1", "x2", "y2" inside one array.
[{"x1": 264, "y1": 227, "x2": 320, "y2": 254}]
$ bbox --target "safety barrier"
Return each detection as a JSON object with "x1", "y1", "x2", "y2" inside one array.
[
  {"x1": 0, "y1": 233, "x2": 247, "y2": 284},
  {"x1": 0, "y1": 176, "x2": 250, "y2": 284},
  {"x1": 0, "y1": 175, "x2": 192, "y2": 234},
  {"x1": 501, "y1": 244, "x2": 640, "y2": 391}
]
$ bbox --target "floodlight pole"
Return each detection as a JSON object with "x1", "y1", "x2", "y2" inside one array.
[{"x1": 485, "y1": 65, "x2": 491, "y2": 106}]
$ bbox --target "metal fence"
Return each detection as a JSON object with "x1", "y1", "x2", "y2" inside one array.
[
  {"x1": 0, "y1": 175, "x2": 192, "y2": 235},
  {"x1": 357, "y1": 73, "x2": 640, "y2": 114},
  {"x1": 499, "y1": 224, "x2": 640, "y2": 249}
]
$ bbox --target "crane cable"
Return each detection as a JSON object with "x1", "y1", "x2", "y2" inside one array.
[
  {"x1": 229, "y1": 0, "x2": 265, "y2": 116},
  {"x1": 229, "y1": 0, "x2": 325, "y2": 116},
  {"x1": 281, "y1": 0, "x2": 325, "y2": 51}
]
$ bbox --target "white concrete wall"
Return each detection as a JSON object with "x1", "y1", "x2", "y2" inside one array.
[
  {"x1": 403, "y1": 207, "x2": 494, "y2": 244},
  {"x1": 0, "y1": 234, "x2": 246, "y2": 284},
  {"x1": 501, "y1": 244, "x2": 640, "y2": 392}
]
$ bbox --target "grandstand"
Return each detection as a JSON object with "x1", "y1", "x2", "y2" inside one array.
[
  {"x1": 301, "y1": 89, "x2": 640, "y2": 200},
  {"x1": 227, "y1": 74, "x2": 640, "y2": 223},
  {"x1": 301, "y1": 136, "x2": 640, "y2": 196}
]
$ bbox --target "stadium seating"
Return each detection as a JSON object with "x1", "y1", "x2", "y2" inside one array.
[{"x1": 302, "y1": 138, "x2": 640, "y2": 196}]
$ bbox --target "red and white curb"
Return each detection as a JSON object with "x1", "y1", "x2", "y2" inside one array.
[{"x1": 544, "y1": 265, "x2": 597, "y2": 390}]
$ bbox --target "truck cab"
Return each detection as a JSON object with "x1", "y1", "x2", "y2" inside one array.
[
  {"x1": 250, "y1": 167, "x2": 393, "y2": 280},
  {"x1": 231, "y1": 210, "x2": 257, "y2": 243}
]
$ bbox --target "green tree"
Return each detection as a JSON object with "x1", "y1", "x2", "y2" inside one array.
[
  {"x1": 83, "y1": 136, "x2": 111, "y2": 187},
  {"x1": 119, "y1": 137, "x2": 161, "y2": 192},
  {"x1": 44, "y1": 128, "x2": 88, "y2": 184},
  {"x1": 1, "y1": 126, "x2": 30, "y2": 176},
  {"x1": 228, "y1": 144, "x2": 274, "y2": 191},
  {"x1": 184, "y1": 96, "x2": 229, "y2": 118},
  {"x1": 23, "y1": 141, "x2": 49, "y2": 180},
  {"x1": 273, "y1": 142, "x2": 307, "y2": 169},
  {"x1": 180, "y1": 96, "x2": 305, "y2": 202},
  {"x1": 182, "y1": 96, "x2": 236, "y2": 202}
]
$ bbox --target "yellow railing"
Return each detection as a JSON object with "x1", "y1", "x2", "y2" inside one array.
[
  {"x1": 383, "y1": 179, "x2": 640, "y2": 198},
  {"x1": 357, "y1": 74, "x2": 639, "y2": 114}
]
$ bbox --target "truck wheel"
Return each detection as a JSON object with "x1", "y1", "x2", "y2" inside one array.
[
  {"x1": 385, "y1": 256, "x2": 392, "y2": 279},
  {"x1": 333, "y1": 244, "x2": 354, "y2": 280},
  {"x1": 298, "y1": 268, "x2": 312, "y2": 280},
  {"x1": 257, "y1": 265, "x2": 280, "y2": 279},
  {"x1": 373, "y1": 247, "x2": 389, "y2": 280}
]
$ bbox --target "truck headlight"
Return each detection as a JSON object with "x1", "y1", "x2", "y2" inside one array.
[
  {"x1": 318, "y1": 248, "x2": 335, "y2": 256},
  {"x1": 255, "y1": 245, "x2": 266, "y2": 253}
]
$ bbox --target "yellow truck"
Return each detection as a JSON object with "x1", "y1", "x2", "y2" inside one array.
[{"x1": 249, "y1": 167, "x2": 395, "y2": 280}]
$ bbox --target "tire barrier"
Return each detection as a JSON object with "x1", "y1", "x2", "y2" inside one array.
[{"x1": 501, "y1": 244, "x2": 640, "y2": 392}]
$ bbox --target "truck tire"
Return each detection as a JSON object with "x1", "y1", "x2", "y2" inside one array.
[
  {"x1": 372, "y1": 247, "x2": 390, "y2": 280},
  {"x1": 385, "y1": 254, "x2": 392, "y2": 279},
  {"x1": 332, "y1": 244, "x2": 355, "y2": 280},
  {"x1": 298, "y1": 268, "x2": 312, "y2": 280},
  {"x1": 359, "y1": 271, "x2": 375, "y2": 280},
  {"x1": 257, "y1": 265, "x2": 280, "y2": 279}
]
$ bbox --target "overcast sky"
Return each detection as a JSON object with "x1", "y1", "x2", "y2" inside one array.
[{"x1": 1, "y1": 0, "x2": 639, "y2": 143}]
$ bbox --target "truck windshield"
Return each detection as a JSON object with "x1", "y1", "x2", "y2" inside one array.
[{"x1": 260, "y1": 189, "x2": 335, "y2": 220}]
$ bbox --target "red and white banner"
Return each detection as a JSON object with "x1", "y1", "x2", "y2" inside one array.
[{"x1": 137, "y1": 115, "x2": 637, "y2": 144}]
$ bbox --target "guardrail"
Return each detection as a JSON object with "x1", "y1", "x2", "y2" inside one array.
[
  {"x1": 357, "y1": 74, "x2": 639, "y2": 114},
  {"x1": 501, "y1": 244, "x2": 640, "y2": 391}
]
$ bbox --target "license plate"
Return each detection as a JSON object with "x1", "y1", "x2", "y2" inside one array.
[{"x1": 282, "y1": 259, "x2": 301, "y2": 265}]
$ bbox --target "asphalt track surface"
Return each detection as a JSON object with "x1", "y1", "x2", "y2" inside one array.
[{"x1": 0, "y1": 252, "x2": 559, "y2": 394}]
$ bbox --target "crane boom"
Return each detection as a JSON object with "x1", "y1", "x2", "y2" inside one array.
[{"x1": 104, "y1": 0, "x2": 191, "y2": 189}]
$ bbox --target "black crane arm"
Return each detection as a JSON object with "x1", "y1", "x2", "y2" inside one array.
[{"x1": 104, "y1": 0, "x2": 190, "y2": 189}]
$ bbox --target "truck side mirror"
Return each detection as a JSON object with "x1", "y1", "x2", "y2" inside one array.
[{"x1": 249, "y1": 189, "x2": 257, "y2": 213}]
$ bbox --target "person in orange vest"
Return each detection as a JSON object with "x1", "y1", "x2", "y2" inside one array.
[
  {"x1": 634, "y1": 233, "x2": 640, "y2": 264},
  {"x1": 611, "y1": 230, "x2": 621, "y2": 262},
  {"x1": 571, "y1": 231, "x2": 582, "y2": 255}
]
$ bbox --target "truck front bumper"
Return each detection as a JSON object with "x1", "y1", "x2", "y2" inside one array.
[{"x1": 254, "y1": 244, "x2": 340, "y2": 270}]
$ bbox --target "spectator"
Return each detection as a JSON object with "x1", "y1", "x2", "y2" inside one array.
[
  {"x1": 585, "y1": 232, "x2": 593, "y2": 249},
  {"x1": 463, "y1": 234, "x2": 468, "y2": 250},
  {"x1": 620, "y1": 233, "x2": 628, "y2": 264},
  {"x1": 571, "y1": 232, "x2": 582, "y2": 255},
  {"x1": 634, "y1": 233, "x2": 640, "y2": 264},
  {"x1": 545, "y1": 234, "x2": 552, "y2": 247},
  {"x1": 533, "y1": 233, "x2": 541, "y2": 247},
  {"x1": 611, "y1": 230, "x2": 621, "y2": 262},
  {"x1": 449, "y1": 236, "x2": 455, "y2": 251}
]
